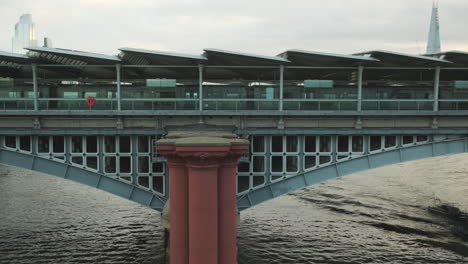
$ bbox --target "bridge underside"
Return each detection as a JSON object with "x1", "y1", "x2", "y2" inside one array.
[
  {"x1": 0, "y1": 130, "x2": 466, "y2": 211},
  {"x1": 0, "y1": 147, "x2": 166, "y2": 210}
]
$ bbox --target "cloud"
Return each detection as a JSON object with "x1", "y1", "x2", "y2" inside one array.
[{"x1": 0, "y1": 0, "x2": 467, "y2": 56}]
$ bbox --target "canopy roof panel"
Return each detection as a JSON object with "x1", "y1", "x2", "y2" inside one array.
[
  {"x1": 279, "y1": 49, "x2": 379, "y2": 66},
  {"x1": 355, "y1": 50, "x2": 452, "y2": 66},
  {"x1": 427, "y1": 50, "x2": 468, "y2": 66},
  {"x1": 203, "y1": 48, "x2": 290, "y2": 66},
  {"x1": 25, "y1": 47, "x2": 120, "y2": 65},
  {"x1": 119, "y1": 47, "x2": 207, "y2": 65},
  {"x1": 0, "y1": 51, "x2": 31, "y2": 69}
]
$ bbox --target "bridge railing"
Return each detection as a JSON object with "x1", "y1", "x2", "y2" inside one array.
[
  {"x1": 361, "y1": 99, "x2": 434, "y2": 111},
  {"x1": 203, "y1": 99, "x2": 280, "y2": 111},
  {"x1": 121, "y1": 98, "x2": 199, "y2": 111},
  {"x1": 283, "y1": 99, "x2": 358, "y2": 111},
  {"x1": 38, "y1": 98, "x2": 118, "y2": 111},
  {"x1": 439, "y1": 99, "x2": 468, "y2": 111},
  {"x1": 0, "y1": 98, "x2": 35, "y2": 111},
  {"x1": 4, "y1": 98, "x2": 468, "y2": 113}
]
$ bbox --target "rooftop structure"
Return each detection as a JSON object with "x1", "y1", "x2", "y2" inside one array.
[{"x1": 11, "y1": 14, "x2": 38, "y2": 54}]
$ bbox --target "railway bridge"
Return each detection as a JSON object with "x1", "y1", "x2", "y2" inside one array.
[{"x1": 2, "y1": 47, "x2": 468, "y2": 263}]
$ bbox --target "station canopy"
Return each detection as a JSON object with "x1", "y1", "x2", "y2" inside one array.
[
  {"x1": 0, "y1": 51, "x2": 32, "y2": 77},
  {"x1": 117, "y1": 48, "x2": 205, "y2": 79},
  {"x1": 26, "y1": 47, "x2": 120, "y2": 65},
  {"x1": 200, "y1": 48, "x2": 289, "y2": 79},
  {"x1": 278, "y1": 49, "x2": 379, "y2": 66},
  {"x1": 0, "y1": 51, "x2": 31, "y2": 67},
  {"x1": 354, "y1": 50, "x2": 452, "y2": 67},
  {"x1": 2, "y1": 46, "x2": 468, "y2": 79},
  {"x1": 427, "y1": 51, "x2": 468, "y2": 66},
  {"x1": 24, "y1": 47, "x2": 121, "y2": 78},
  {"x1": 119, "y1": 47, "x2": 207, "y2": 65},
  {"x1": 203, "y1": 48, "x2": 290, "y2": 66}
]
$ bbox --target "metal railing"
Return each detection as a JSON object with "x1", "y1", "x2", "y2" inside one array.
[
  {"x1": 121, "y1": 98, "x2": 199, "y2": 111},
  {"x1": 202, "y1": 99, "x2": 280, "y2": 111},
  {"x1": 38, "y1": 98, "x2": 117, "y2": 111},
  {"x1": 439, "y1": 99, "x2": 468, "y2": 111},
  {"x1": 361, "y1": 99, "x2": 434, "y2": 111},
  {"x1": 3, "y1": 97, "x2": 468, "y2": 113},
  {"x1": 0, "y1": 98, "x2": 35, "y2": 110},
  {"x1": 283, "y1": 99, "x2": 357, "y2": 111}
]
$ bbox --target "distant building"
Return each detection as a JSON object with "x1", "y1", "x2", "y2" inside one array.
[
  {"x1": 426, "y1": 2, "x2": 441, "y2": 54},
  {"x1": 11, "y1": 14, "x2": 38, "y2": 54}
]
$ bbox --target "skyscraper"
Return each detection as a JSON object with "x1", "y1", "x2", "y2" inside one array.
[
  {"x1": 426, "y1": 2, "x2": 441, "y2": 54},
  {"x1": 11, "y1": 14, "x2": 38, "y2": 54}
]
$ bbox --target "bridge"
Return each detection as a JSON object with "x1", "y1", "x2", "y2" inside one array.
[{"x1": 2, "y1": 47, "x2": 468, "y2": 264}]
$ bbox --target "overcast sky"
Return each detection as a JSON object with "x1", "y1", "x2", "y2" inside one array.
[{"x1": 1, "y1": 0, "x2": 467, "y2": 56}]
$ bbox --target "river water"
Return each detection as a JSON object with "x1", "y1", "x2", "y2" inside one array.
[{"x1": 1, "y1": 154, "x2": 468, "y2": 264}]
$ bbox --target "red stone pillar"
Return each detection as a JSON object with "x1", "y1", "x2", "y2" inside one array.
[
  {"x1": 187, "y1": 160, "x2": 220, "y2": 264},
  {"x1": 156, "y1": 145, "x2": 189, "y2": 264},
  {"x1": 167, "y1": 159, "x2": 188, "y2": 264},
  {"x1": 218, "y1": 145, "x2": 248, "y2": 264},
  {"x1": 218, "y1": 160, "x2": 239, "y2": 264},
  {"x1": 157, "y1": 134, "x2": 248, "y2": 264}
]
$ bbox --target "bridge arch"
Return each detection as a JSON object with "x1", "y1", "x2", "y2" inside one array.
[
  {"x1": 237, "y1": 137, "x2": 468, "y2": 211},
  {"x1": 0, "y1": 148, "x2": 166, "y2": 211}
]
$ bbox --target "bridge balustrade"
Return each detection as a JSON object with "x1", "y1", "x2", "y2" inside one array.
[
  {"x1": 0, "y1": 98, "x2": 35, "y2": 110},
  {"x1": 37, "y1": 98, "x2": 117, "y2": 110},
  {"x1": 283, "y1": 99, "x2": 357, "y2": 111},
  {"x1": 361, "y1": 99, "x2": 433, "y2": 111}
]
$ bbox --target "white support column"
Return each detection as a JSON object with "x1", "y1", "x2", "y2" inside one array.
[
  {"x1": 116, "y1": 64, "x2": 122, "y2": 111},
  {"x1": 198, "y1": 64, "x2": 203, "y2": 111},
  {"x1": 433, "y1": 66, "x2": 441, "y2": 112},
  {"x1": 357, "y1": 65, "x2": 364, "y2": 112},
  {"x1": 279, "y1": 65, "x2": 284, "y2": 111},
  {"x1": 32, "y1": 63, "x2": 38, "y2": 111}
]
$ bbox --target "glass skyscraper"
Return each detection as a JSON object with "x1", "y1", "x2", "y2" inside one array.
[{"x1": 11, "y1": 14, "x2": 38, "y2": 54}]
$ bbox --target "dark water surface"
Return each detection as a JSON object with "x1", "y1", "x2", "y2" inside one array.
[{"x1": 1, "y1": 154, "x2": 468, "y2": 264}]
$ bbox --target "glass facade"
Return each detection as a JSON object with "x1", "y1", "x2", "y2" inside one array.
[
  {"x1": 1, "y1": 63, "x2": 468, "y2": 112},
  {"x1": 121, "y1": 66, "x2": 199, "y2": 111},
  {"x1": 283, "y1": 68, "x2": 358, "y2": 111},
  {"x1": 0, "y1": 73, "x2": 34, "y2": 110},
  {"x1": 439, "y1": 69, "x2": 468, "y2": 110},
  {"x1": 203, "y1": 67, "x2": 280, "y2": 111},
  {"x1": 362, "y1": 68, "x2": 435, "y2": 111},
  {"x1": 37, "y1": 66, "x2": 117, "y2": 110}
]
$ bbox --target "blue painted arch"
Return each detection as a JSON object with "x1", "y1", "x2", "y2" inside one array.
[
  {"x1": 0, "y1": 148, "x2": 167, "y2": 211},
  {"x1": 237, "y1": 137, "x2": 468, "y2": 211},
  {"x1": 3, "y1": 138, "x2": 467, "y2": 213}
]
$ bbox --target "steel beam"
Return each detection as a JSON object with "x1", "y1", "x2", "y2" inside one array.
[
  {"x1": 237, "y1": 137, "x2": 468, "y2": 210},
  {"x1": 279, "y1": 65, "x2": 284, "y2": 112},
  {"x1": 357, "y1": 65, "x2": 364, "y2": 112},
  {"x1": 434, "y1": 66, "x2": 441, "y2": 111},
  {"x1": 0, "y1": 148, "x2": 166, "y2": 211},
  {"x1": 32, "y1": 63, "x2": 38, "y2": 111},
  {"x1": 198, "y1": 64, "x2": 204, "y2": 111},
  {"x1": 116, "y1": 64, "x2": 122, "y2": 111}
]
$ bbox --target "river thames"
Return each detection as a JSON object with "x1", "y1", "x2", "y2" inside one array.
[{"x1": 1, "y1": 154, "x2": 468, "y2": 263}]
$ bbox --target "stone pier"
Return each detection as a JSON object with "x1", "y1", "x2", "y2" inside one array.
[{"x1": 157, "y1": 128, "x2": 248, "y2": 264}]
